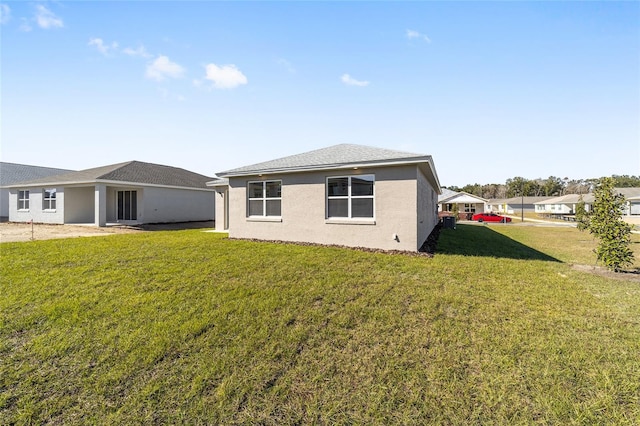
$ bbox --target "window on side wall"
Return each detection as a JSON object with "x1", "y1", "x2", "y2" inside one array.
[
  {"x1": 18, "y1": 190, "x2": 30, "y2": 210},
  {"x1": 247, "y1": 180, "x2": 281, "y2": 217},
  {"x1": 43, "y1": 188, "x2": 57, "y2": 210},
  {"x1": 326, "y1": 175, "x2": 374, "y2": 219}
]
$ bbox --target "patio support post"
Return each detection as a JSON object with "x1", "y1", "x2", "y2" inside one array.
[{"x1": 95, "y1": 184, "x2": 107, "y2": 226}]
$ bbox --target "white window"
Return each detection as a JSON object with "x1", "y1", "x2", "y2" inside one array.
[
  {"x1": 247, "y1": 181, "x2": 281, "y2": 217},
  {"x1": 464, "y1": 203, "x2": 475, "y2": 213},
  {"x1": 18, "y1": 190, "x2": 29, "y2": 210},
  {"x1": 327, "y1": 175, "x2": 374, "y2": 219},
  {"x1": 43, "y1": 188, "x2": 57, "y2": 210}
]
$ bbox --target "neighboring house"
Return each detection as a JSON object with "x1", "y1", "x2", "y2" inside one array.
[
  {"x1": 534, "y1": 194, "x2": 595, "y2": 216},
  {"x1": 487, "y1": 196, "x2": 552, "y2": 215},
  {"x1": 615, "y1": 188, "x2": 640, "y2": 225},
  {"x1": 616, "y1": 188, "x2": 640, "y2": 216},
  {"x1": 209, "y1": 144, "x2": 441, "y2": 252},
  {"x1": 0, "y1": 162, "x2": 74, "y2": 220},
  {"x1": 438, "y1": 188, "x2": 487, "y2": 219},
  {"x1": 7, "y1": 161, "x2": 215, "y2": 226}
]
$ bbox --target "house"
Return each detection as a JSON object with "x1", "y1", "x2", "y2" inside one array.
[
  {"x1": 7, "y1": 161, "x2": 215, "y2": 226},
  {"x1": 0, "y1": 162, "x2": 74, "y2": 220},
  {"x1": 486, "y1": 196, "x2": 553, "y2": 215},
  {"x1": 438, "y1": 188, "x2": 487, "y2": 220},
  {"x1": 534, "y1": 194, "x2": 595, "y2": 217},
  {"x1": 209, "y1": 144, "x2": 441, "y2": 252},
  {"x1": 616, "y1": 187, "x2": 640, "y2": 214},
  {"x1": 534, "y1": 188, "x2": 640, "y2": 224},
  {"x1": 616, "y1": 188, "x2": 640, "y2": 225}
]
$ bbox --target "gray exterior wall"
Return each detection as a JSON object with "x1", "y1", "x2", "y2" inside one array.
[
  {"x1": 226, "y1": 164, "x2": 438, "y2": 251},
  {"x1": 141, "y1": 187, "x2": 214, "y2": 223},
  {"x1": 213, "y1": 189, "x2": 228, "y2": 230},
  {"x1": 64, "y1": 186, "x2": 95, "y2": 223},
  {"x1": 417, "y1": 167, "x2": 439, "y2": 248},
  {"x1": 0, "y1": 190, "x2": 8, "y2": 219},
  {"x1": 9, "y1": 184, "x2": 214, "y2": 225},
  {"x1": 9, "y1": 188, "x2": 65, "y2": 224}
]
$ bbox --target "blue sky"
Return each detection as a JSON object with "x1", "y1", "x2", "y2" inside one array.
[{"x1": 1, "y1": 1, "x2": 638, "y2": 187}]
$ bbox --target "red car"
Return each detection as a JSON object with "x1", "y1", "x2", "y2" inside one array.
[{"x1": 472, "y1": 212, "x2": 512, "y2": 223}]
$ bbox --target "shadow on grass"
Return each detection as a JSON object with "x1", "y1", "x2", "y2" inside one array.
[
  {"x1": 437, "y1": 224, "x2": 560, "y2": 262},
  {"x1": 136, "y1": 221, "x2": 215, "y2": 231}
]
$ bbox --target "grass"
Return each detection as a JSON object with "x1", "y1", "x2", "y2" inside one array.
[{"x1": 1, "y1": 226, "x2": 640, "y2": 424}]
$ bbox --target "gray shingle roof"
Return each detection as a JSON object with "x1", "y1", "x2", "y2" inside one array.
[
  {"x1": 0, "y1": 162, "x2": 74, "y2": 187},
  {"x1": 489, "y1": 196, "x2": 553, "y2": 205},
  {"x1": 7, "y1": 161, "x2": 213, "y2": 189},
  {"x1": 534, "y1": 194, "x2": 595, "y2": 204},
  {"x1": 217, "y1": 144, "x2": 434, "y2": 177},
  {"x1": 615, "y1": 187, "x2": 640, "y2": 199}
]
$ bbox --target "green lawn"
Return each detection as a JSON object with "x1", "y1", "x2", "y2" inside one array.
[{"x1": 1, "y1": 225, "x2": 639, "y2": 424}]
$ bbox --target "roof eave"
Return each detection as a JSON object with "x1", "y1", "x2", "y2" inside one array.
[
  {"x1": 7, "y1": 179, "x2": 214, "y2": 192},
  {"x1": 217, "y1": 157, "x2": 434, "y2": 178}
]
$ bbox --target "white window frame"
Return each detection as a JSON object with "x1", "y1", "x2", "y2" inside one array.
[
  {"x1": 326, "y1": 174, "x2": 375, "y2": 220},
  {"x1": 18, "y1": 190, "x2": 30, "y2": 211},
  {"x1": 43, "y1": 188, "x2": 57, "y2": 211},
  {"x1": 247, "y1": 180, "x2": 282, "y2": 218}
]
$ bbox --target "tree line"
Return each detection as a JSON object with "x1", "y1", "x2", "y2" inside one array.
[{"x1": 445, "y1": 175, "x2": 640, "y2": 199}]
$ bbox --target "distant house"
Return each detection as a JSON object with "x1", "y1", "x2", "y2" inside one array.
[
  {"x1": 487, "y1": 196, "x2": 553, "y2": 215},
  {"x1": 7, "y1": 161, "x2": 215, "y2": 226},
  {"x1": 534, "y1": 194, "x2": 595, "y2": 216},
  {"x1": 0, "y1": 162, "x2": 74, "y2": 220},
  {"x1": 534, "y1": 188, "x2": 640, "y2": 224},
  {"x1": 209, "y1": 144, "x2": 442, "y2": 252},
  {"x1": 616, "y1": 188, "x2": 640, "y2": 217},
  {"x1": 438, "y1": 188, "x2": 487, "y2": 219}
]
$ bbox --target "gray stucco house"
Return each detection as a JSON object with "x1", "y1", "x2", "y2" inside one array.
[
  {"x1": 7, "y1": 161, "x2": 215, "y2": 226},
  {"x1": 0, "y1": 162, "x2": 74, "y2": 220},
  {"x1": 209, "y1": 144, "x2": 441, "y2": 252}
]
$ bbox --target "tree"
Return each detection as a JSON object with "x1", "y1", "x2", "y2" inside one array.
[
  {"x1": 542, "y1": 176, "x2": 564, "y2": 196},
  {"x1": 612, "y1": 175, "x2": 640, "y2": 187},
  {"x1": 582, "y1": 177, "x2": 634, "y2": 272},
  {"x1": 575, "y1": 196, "x2": 589, "y2": 231},
  {"x1": 505, "y1": 177, "x2": 528, "y2": 197},
  {"x1": 451, "y1": 202, "x2": 459, "y2": 217}
]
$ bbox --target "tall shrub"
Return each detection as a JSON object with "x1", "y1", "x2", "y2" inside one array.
[
  {"x1": 586, "y1": 177, "x2": 633, "y2": 271},
  {"x1": 575, "y1": 196, "x2": 589, "y2": 231}
]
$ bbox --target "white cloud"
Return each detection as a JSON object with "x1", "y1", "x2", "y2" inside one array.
[
  {"x1": 341, "y1": 74, "x2": 370, "y2": 87},
  {"x1": 146, "y1": 55, "x2": 185, "y2": 81},
  {"x1": 0, "y1": 4, "x2": 11, "y2": 25},
  {"x1": 406, "y1": 29, "x2": 431, "y2": 43},
  {"x1": 203, "y1": 63, "x2": 248, "y2": 89},
  {"x1": 123, "y1": 45, "x2": 152, "y2": 59},
  {"x1": 88, "y1": 38, "x2": 119, "y2": 56},
  {"x1": 35, "y1": 4, "x2": 63, "y2": 29}
]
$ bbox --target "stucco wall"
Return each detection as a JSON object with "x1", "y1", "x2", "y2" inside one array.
[
  {"x1": 227, "y1": 165, "x2": 437, "y2": 251},
  {"x1": 417, "y1": 168, "x2": 439, "y2": 247},
  {"x1": 141, "y1": 187, "x2": 214, "y2": 223},
  {"x1": 8, "y1": 187, "x2": 65, "y2": 224},
  {"x1": 64, "y1": 186, "x2": 95, "y2": 223},
  {"x1": 214, "y1": 189, "x2": 227, "y2": 230},
  {"x1": 0, "y1": 189, "x2": 8, "y2": 219}
]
